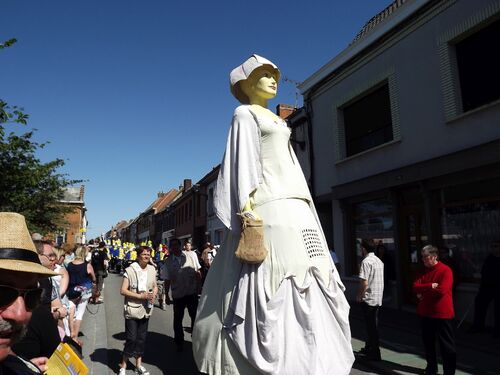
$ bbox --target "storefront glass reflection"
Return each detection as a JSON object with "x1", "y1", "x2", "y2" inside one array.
[
  {"x1": 352, "y1": 198, "x2": 396, "y2": 280},
  {"x1": 441, "y1": 201, "x2": 500, "y2": 282}
]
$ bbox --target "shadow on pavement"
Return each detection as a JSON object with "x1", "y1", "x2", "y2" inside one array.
[
  {"x1": 90, "y1": 347, "x2": 122, "y2": 372},
  {"x1": 353, "y1": 353, "x2": 422, "y2": 374},
  {"x1": 106, "y1": 330, "x2": 200, "y2": 374},
  {"x1": 112, "y1": 332, "x2": 127, "y2": 341},
  {"x1": 143, "y1": 331, "x2": 200, "y2": 375}
]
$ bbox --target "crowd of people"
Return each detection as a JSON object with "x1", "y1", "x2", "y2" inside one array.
[
  {"x1": 1, "y1": 209, "x2": 499, "y2": 375},
  {"x1": 0, "y1": 209, "x2": 221, "y2": 374}
]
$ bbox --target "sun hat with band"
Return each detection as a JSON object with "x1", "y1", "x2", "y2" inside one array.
[
  {"x1": 0, "y1": 212, "x2": 58, "y2": 276},
  {"x1": 230, "y1": 54, "x2": 280, "y2": 104}
]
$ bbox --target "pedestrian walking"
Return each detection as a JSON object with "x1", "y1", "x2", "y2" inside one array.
[
  {"x1": 118, "y1": 246, "x2": 157, "y2": 375},
  {"x1": 90, "y1": 241, "x2": 108, "y2": 304},
  {"x1": 66, "y1": 245, "x2": 96, "y2": 344},
  {"x1": 413, "y1": 245, "x2": 456, "y2": 375},
  {"x1": 161, "y1": 238, "x2": 200, "y2": 352},
  {"x1": 356, "y1": 239, "x2": 384, "y2": 361}
]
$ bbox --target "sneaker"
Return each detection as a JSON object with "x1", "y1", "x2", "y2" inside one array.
[
  {"x1": 136, "y1": 365, "x2": 150, "y2": 375},
  {"x1": 118, "y1": 367, "x2": 126, "y2": 375}
]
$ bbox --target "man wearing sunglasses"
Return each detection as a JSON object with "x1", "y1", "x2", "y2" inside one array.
[
  {"x1": 12, "y1": 239, "x2": 67, "y2": 360},
  {"x1": 0, "y1": 212, "x2": 58, "y2": 374}
]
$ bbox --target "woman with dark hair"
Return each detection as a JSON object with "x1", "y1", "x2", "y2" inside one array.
[{"x1": 118, "y1": 246, "x2": 157, "y2": 375}]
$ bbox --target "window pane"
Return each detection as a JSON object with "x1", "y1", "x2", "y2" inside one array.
[
  {"x1": 344, "y1": 83, "x2": 393, "y2": 156},
  {"x1": 352, "y1": 198, "x2": 396, "y2": 281},
  {"x1": 456, "y1": 19, "x2": 500, "y2": 112},
  {"x1": 441, "y1": 201, "x2": 500, "y2": 281}
]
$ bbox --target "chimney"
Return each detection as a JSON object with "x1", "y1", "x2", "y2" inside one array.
[
  {"x1": 157, "y1": 191, "x2": 165, "y2": 198},
  {"x1": 276, "y1": 104, "x2": 296, "y2": 120},
  {"x1": 183, "y1": 179, "x2": 192, "y2": 191}
]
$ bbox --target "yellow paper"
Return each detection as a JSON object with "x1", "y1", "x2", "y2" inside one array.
[{"x1": 44, "y1": 343, "x2": 88, "y2": 375}]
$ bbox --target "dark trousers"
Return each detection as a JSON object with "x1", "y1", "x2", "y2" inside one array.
[
  {"x1": 421, "y1": 317, "x2": 456, "y2": 375},
  {"x1": 173, "y1": 293, "x2": 198, "y2": 345},
  {"x1": 123, "y1": 317, "x2": 149, "y2": 358},
  {"x1": 362, "y1": 303, "x2": 380, "y2": 354},
  {"x1": 473, "y1": 286, "x2": 500, "y2": 334}
]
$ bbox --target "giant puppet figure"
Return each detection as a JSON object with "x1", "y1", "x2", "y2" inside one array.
[{"x1": 192, "y1": 55, "x2": 354, "y2": 375}]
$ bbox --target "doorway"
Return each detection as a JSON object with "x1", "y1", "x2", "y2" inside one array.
[{"x1": 399, "y1": 206, "x2": 427, "y2": 305}]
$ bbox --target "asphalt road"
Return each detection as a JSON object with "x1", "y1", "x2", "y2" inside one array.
[{"x1": 96, "y1": 273, "x2": 377, "y2": 375}]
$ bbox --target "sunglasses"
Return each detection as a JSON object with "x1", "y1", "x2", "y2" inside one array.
[{"x1": 0, "y1": 285, "x2": 43, "y2": 311}]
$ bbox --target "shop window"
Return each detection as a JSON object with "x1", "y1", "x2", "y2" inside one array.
[
  {"x1": 455, "y1": 18, "x2": 500, "y2": 112},
  {"x1": 351, "y1": 197, "x2": 396, "y2": 281},
  {"x1": 343, "y1": 83, "x2": 393, "y2": 157},
  {"x1": 440, "y1": 179, "x2": 500, "y2": 282}
]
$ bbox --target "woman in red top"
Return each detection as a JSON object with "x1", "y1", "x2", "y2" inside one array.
[{"x1": 413, "y1": 245, "x2": 456, "y2": 375}]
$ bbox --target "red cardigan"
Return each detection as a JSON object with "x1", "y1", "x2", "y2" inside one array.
[{"x1": 413, "y1": 262, "x2": 454, "y2": 319}]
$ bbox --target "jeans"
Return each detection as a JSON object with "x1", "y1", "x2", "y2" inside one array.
[
  {"x1": 123, "y1": 317, "x2": 150, "y2": 358},
  {"x1": 362, "y1": 303, "x2": 380, "y2": 355},
  {"x1": 421, "y1": 317, "x2": 456, "y2": 375},
  {"x1": 173, "y1": 294, "x2": 198, "y2": 345}
]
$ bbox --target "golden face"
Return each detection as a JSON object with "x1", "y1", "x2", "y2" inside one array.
[
  {"x1": 242, "y1": 67, "x2": 278, "y2": 102},
  {"x1": 252, "y1": 68, "x2": 278, "y2": 98}
]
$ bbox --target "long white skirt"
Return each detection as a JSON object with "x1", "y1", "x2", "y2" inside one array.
[{"x1": 193, "y1": 199, "x2": 354, "y2": 375}]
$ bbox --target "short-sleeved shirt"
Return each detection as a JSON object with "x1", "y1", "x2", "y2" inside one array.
[
  {"x1": 161, "y1": 251, "x2": 200, "y2": 299},
  {"x1": 359, "y1": 253, "x2": 384, "y2": 306}
]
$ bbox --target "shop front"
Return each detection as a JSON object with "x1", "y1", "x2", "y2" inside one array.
[{"x1": 339, "y1": 164, "x2": 500, "y2": 322}]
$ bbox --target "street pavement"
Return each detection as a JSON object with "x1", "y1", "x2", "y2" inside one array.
[{"x1": 79, "y1": 273, "x2": 499, "y2": 374}]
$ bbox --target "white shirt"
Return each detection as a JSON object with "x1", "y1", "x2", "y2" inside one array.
[
  {"x1": 359, "y1": 253, "x2": 384, "y2": 306},
  {"x1": 126, "y1": 262, "x2": 149, "y2": 292}
]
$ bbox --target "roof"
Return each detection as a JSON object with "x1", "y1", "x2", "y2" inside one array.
[
  {"x1": 196, "y1": 165, "x2": 221, "y2": 186},
  {"x1": 299, "y1": 0, "x2": 431, "y2": 94},
  {"x1": 350, "y1": 0, "x2": 409, "y2": 46},
  {"x1": 154, "y1": 189, "x2": 179, "y2": 212}
]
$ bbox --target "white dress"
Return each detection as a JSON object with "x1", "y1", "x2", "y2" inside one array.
[{"x1": 192, "y1": 106, "x2": 354, "y2": 375}]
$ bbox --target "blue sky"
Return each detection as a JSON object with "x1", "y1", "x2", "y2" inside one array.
[{"x1": 2, "y1": 0, "x2": 391, "y2": 238}]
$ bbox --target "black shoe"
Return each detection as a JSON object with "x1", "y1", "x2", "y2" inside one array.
[
  {"x1": 358, "y1": 347, "x2": 370, "y2": 355},
  {"x1": 366, "y1": 352, "x2": 381, "y2": 361},
  {"x1": 423, "y1": 368, "x2": 437, "y2": 375}
]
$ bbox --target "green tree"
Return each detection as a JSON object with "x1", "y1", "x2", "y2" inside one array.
[{"x1": 1, "y1": 39, "x2": 81, "y2": 234}]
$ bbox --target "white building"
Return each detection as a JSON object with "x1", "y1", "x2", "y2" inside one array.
[{"x1": 293, "y1": 0, "x2": 500, "y2": 321}]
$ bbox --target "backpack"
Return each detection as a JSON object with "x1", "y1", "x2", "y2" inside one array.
[{"x1": 91, "y1": 249, "x2": 102, "y2": 268}]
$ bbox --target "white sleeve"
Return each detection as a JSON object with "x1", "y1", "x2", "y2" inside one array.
[
  {"x1": 214, "y1": 106, "x2": 262, "y2": 230},
  {"x1": 359, "y1": 260, "x2": 369, "y2": 280}
]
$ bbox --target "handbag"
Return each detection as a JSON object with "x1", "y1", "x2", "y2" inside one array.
[{"x1": 235, "y1": 215, "x2": 268, "y2": 264}]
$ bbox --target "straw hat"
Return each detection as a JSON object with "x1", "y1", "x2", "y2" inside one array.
[
  {"x1": 230, "y1": 54, "x2": 280, "y2": 104},
  {"x1": 0, "y1": 212, "x2": 58, "y2": 276}
]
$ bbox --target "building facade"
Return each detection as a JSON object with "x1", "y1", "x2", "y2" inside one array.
[
  {"x1": 297, "y1": 0, "x2": 500, "y2": 320},
  {"x1": 58, "y1": 185, "x2": 87, "y2": 246}
]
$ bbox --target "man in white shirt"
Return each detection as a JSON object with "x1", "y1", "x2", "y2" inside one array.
[
  {"x1": 161, "y1": 238, "x2": 201, "y2": 352},
  {"x1": 356, "y1": 239, "x2": 384, "y2": 361}
]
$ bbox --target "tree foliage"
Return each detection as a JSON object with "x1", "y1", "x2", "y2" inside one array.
[{"x1": 1, "y1": 39, "x2": 82, "y2": 234}]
